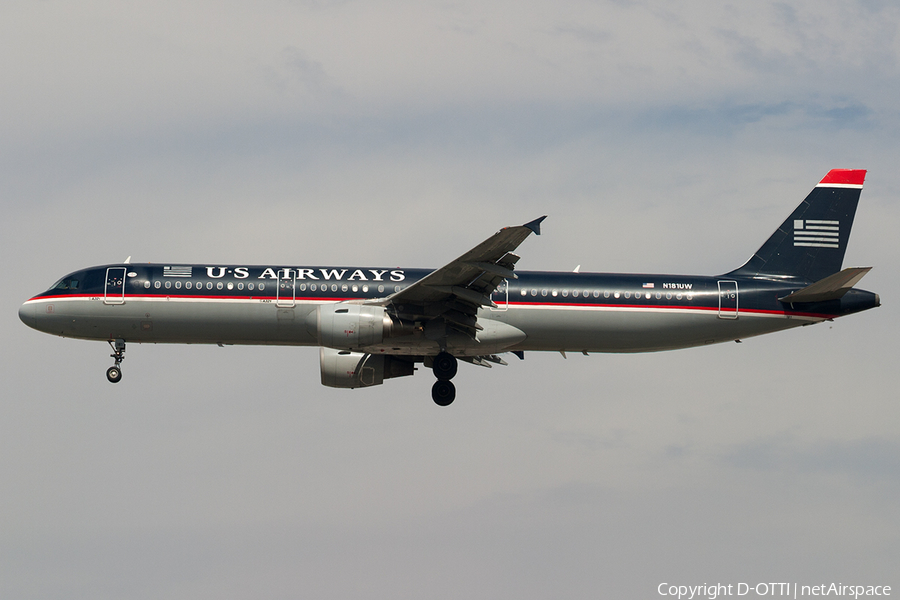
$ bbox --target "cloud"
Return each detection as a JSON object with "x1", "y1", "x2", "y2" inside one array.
[{"x1": 724, "y1": 435, "x2": 900, "y2": 485}]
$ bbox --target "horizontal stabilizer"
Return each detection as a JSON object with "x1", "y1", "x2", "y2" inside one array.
[{"x1": 779, "y1": 267, "x2": 872, "y2": 303}]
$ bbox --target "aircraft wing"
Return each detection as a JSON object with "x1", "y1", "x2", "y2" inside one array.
[{"x1": 369, "y1": 216, "x2": 546, "y2": 336}]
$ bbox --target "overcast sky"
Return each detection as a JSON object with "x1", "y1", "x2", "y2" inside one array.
[{"x1": 2, "y1": 2, "x2": 899, "y2": 598}]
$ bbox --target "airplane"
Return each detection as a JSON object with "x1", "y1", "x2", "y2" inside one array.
[{"x1": 19, "y1": 169, "x2": 879, "y2": 406}]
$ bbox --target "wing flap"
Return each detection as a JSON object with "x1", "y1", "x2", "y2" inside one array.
[
  {"x1": 465, "y1": 261, "x2": 517, "y2": 280},
  {"x1": 427, "y1": 285, "x2": 497, "y2": 308}
]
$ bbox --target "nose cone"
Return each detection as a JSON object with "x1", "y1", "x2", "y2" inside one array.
[{"x1": 18, "y1": 302, "x2": 36, "y2": 329}]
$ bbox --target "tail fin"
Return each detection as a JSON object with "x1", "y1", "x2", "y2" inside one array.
[{"x1": 726, "y1": 169, "x2": 866, "y2": 282}]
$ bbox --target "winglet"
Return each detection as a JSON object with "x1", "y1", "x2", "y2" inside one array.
[{"x1": 524, "y1": 216, "x2": 547, "y2": 235}]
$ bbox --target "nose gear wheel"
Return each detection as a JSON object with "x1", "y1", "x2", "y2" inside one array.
[{"x1": 106, "y1": 366, "x2": 122, "y2": 383}]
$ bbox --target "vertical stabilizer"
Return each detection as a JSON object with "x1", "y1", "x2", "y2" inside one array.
[{"x1": 726, "y1": 169, "x2": 866, "y2": 282}]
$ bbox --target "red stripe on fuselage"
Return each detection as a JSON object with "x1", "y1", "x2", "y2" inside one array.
[
  {"x1": 504, "y1": 301, "x2": 833, "y2": 319},
  {"x1": 25, "y1": 293, "x2": 837, "y2": 320}
]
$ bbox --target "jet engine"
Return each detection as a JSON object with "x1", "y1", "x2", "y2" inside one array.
[
  {"x1": 308, "y1": 303, "x2": 411, "y2": 350},
  {"x1": 319, "y1": 348, "x2": 415, "y2": 388}
]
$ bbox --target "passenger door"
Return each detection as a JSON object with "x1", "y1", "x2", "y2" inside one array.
[{"x1": 104, "y1": 267, "x2": 127, "y2": 305}]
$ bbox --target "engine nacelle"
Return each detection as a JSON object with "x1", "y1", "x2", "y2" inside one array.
[
  {"x1": 308, "y1": 303, "x2": 410, "y2": 350},
  {"x1": 319, "y1": 348, "x2": 415, "y2": 389}
]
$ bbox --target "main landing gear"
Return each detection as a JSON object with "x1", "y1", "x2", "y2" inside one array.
[
  {"x1": 106, "y1": 339, "x2": 125, "y2": 383},
  {"x1": 431, "y1": 351, "x2": 458, "y2": 407}
]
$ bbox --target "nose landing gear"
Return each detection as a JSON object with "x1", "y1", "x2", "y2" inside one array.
[
  {"x1": 431, "y1": 351, "x2": 458, "y2": 406},
  {"x1": 106, "y1": 339, "x2": 125, "y2": 383}
]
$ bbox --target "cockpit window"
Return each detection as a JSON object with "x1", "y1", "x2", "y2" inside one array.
[{"x1": 53, "y1": 277, "x2": 79, "y2": 290}]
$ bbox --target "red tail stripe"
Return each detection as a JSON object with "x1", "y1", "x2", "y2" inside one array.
[{"x1": 819, "y1": 169, "x2": 866, "y2": 186}]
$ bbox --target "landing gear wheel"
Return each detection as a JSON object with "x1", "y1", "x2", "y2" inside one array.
[
  {"x1": 106, "y1": 366, "x2": 122, "y2": 383},
  {"x1": 433, "y1": 351, "x2": 458, "y2": 381},
  {"x1": 432, "y1": 380, "x2": 456, "y2": 406}
]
